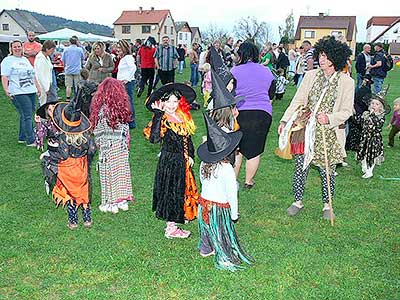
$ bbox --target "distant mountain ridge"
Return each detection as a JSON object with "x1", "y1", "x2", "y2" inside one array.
[{"x1": 26, "y1": 10, "x2": 113, "y2": 37}]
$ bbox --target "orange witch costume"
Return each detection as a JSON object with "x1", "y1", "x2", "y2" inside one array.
[
  {"x1": 46, "y1": 94, "x2": 96, "y2": 229},
  {"x1": 144, "y1": 83, "x2": 199, "y2": 238}
]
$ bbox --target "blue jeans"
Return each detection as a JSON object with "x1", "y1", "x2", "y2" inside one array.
[
  {"x1": 190, "y1": 63, "x2": 199, "y2": 86},
  {"x1": 372, "y1": 76, "x2": 384, "y2": 94},
  {"x1": 12, "y1": 93, "x2": 36, "y2": 144},
  {"x1": 178, "y1": 61, "x2": 184, "y2": 74},
  {"x1": 125, "y1": 80, "x2": 136, "y2": 128},
  {"x1": 47, "y1": 69, "x2": 58, "y2": 102},
  {"x1": 356, "y1": 73, "x2": 363, "y2": 90}
]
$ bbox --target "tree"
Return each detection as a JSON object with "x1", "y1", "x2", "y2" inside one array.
[
  {"x1": 233, "y1": 16, "x2": 271, "y2": 46},
  {"x1": 278, "y1": 10, "x2": 295, "y2": 44},
  {"x1": 202, "y1": 23, "x2": 231, "y2": 46}
]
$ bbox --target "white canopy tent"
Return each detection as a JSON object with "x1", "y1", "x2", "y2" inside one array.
[
  {"x1": 0, "y1": 34, "x2": 27, "y2": 43},
  {"x1": 37, "y1": 28, "x2": 116, "y2": 42}
]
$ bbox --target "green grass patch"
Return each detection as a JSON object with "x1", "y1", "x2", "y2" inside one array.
[{"x1": 0, "y1": 65, "x2": 399, "y2": 299}]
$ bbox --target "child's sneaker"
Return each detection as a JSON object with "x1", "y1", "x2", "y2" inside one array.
[
  {"x1": 165, "y1": 227, "x2": 191, "y2": 239},
  {"x1": 117, "y1": 201, "x2": 129, "y2": 211},
  {"x1": 44, "y1": 181, "x2": 50, "y2": 195},
  {"x1": 200, "y1": 250, "x2": 215, "y2": 257},
  {"x1": 99, "y1": 204, "x2": 108, "y2": 213},
  {"x1": 107, "y1": 204, "x2": 119, "y2": 214}
]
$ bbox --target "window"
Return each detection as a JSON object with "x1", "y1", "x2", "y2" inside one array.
[
  {"x1": 179, "y1": 33, "x2": 183, "y2": 40},
  {"x1": 2, "y1": 24, "x2": 9, "y2": 31},
  {"x1": 331, "y1": 31, "x2": 343, "y2": 37},
  {"x1": 170, "y1": 26, "x2": 174, "y2": 35},
  {"x1": 122, "y1": 25, "x2": 131, "y2": 34},
  {"x1": 304, "y1": 30, "x2": 315, "y2": 39},
  {"x1": 142, "y1": 25, "x2": 151, "y2": 33},
  {"x1": 164, "y1": 26, "x2": 167, "y2": 34}
]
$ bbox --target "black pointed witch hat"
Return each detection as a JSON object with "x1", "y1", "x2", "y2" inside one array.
[
  {"x1": 210, "y1": 69, "x2": 243, "y2": 110},
  {"x1": 197, "y1": 113, "x2": 242, "y2": 163},
  {"x1": 210, "y1": 46, "x2": 233, "y2": 87},
  {"x1": 52, "y1": 89, "x2": 91, "y2": 134},
  {"x1": 371, "y1": 85, "x2": 391, "y2": 115}
]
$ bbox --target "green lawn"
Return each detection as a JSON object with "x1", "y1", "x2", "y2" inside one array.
[{"x1": 0, "y1": 66, "x2": 399, "y2": 300}]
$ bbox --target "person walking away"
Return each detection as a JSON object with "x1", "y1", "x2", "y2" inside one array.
[
  {"x1": 137, "y1": 37, "x2": 156, "y2": 98},
  {"x1": 62, "y1": 37, "x2": 85, "y2": 100},
  {"x1": 177, "y1": 44, "x2": 186, "y2": 74}
]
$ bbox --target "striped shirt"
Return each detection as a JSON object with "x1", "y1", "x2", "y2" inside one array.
[
  {"x1": 304, "y1": 48, "x2": 319, "y2": 71},
  {"x1": 154, "y1": 45, "x2": 178, "y2": 71}
]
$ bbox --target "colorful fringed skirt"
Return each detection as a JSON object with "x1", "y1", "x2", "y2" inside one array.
[{"x1": 198, "y1": 197, "x2": 254, "y2": 271}]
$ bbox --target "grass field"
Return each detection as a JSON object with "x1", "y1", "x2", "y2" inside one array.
[{"x1": 0, "y1": 65, "x2": 399, "y2": 300}]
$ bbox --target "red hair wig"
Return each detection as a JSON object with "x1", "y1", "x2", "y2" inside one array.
[
  {"x1": 178, "y1": 96, "x2": 192, "y2": 120},
  {"x1": 90, "y1": 77, "x2": 132, "y2": 129}
]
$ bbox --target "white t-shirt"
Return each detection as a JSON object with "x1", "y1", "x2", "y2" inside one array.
[
  {"x1": 199, "y1": 162, "x2": 238, "y2": 220},
  {"x1": 117, "y1": 55, "x2": 137, "y2": 82},
  {"x1": 1, "y1": 55, "x2": 37, "y2": 96}
]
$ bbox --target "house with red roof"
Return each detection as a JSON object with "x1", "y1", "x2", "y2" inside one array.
[
  {"x1": 113, "y1": 7, "x2": 176, "y2": 44},
  {"x1": 366, "y1": 16, "x2": 400, "y2": 43}
]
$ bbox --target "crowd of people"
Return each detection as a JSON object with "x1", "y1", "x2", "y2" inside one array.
[{"x1": 0, "y1": 30, "x2": 398, "y2": 272}]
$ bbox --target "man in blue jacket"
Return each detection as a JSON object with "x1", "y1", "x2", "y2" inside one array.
[{"x1": 368, "y1": 43, "x2": 387, "y2": 94}]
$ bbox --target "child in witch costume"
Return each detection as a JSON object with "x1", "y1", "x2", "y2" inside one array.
[
  {"x1": 49, "y1": 94, "x2": 96, "y2": 229},
  {"x1": 197, "y1": 113, "x2": 254, "y2": 271},
  {"x1": 143, "y1": 83, "x2": 199, "y2": 238},
  {"x1": 357, "y1": 88, "x2": 389, "y2": 179},
  {"x1": 35, "y1": 99, "x2": 62, "y2": 195},
  {"x1": 90, "y1": 78, "x2": 134, "y2": 213}
]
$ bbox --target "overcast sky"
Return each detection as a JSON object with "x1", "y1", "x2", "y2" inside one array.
[{"x1": 3, "y1": 0, "x2": 398, "y2": 42}]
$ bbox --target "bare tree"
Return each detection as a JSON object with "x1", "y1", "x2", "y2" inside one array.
[
  {"x1": 278, "y1": 10, "x2": 295, "y2": 44},
  {"x1": 202, "y1": 23, "x2": 231, "y2": 46},
  {"x1": 233, "y1": 16, "x2": 271, "y2": 46}
]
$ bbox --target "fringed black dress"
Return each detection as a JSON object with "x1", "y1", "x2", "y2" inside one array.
[{"x1": 144, "y1": 109, "x2": 198, "y2": 224}]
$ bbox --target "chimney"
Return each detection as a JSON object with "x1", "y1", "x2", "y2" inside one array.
[
  {"x1": 139, "y1": 7, "x2": 143, "y2": 14},
  {"x1": 151, "y1": 7, "x2": 154, "y2": 11},
  {"x1": 318, "y1": 12, "x2": 324, "y2": 18}
]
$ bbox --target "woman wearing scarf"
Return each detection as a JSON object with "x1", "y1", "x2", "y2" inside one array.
[{"x1": 278, "y1": 36, "x2": 354, "y2": 220}]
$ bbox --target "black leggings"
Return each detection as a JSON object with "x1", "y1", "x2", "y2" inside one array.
[
  {"x1": 139, "y1": 68, "x2": 155, "y2": 97},
  {"x1": 293, "y1": 154, "x2": 336, "y2": 204},
  {"x1": 388, "y1": 126, "x2": 400, "y2": 147},
  {"x1": 67, "y1": 202, "x2": 91, "y2": 224}
]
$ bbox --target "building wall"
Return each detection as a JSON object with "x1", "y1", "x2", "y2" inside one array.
[
  {"x1": 0, "y1": 12, "x2": 26, "y2": 37},
  {"x1": 373, "y1": 24, "x2": 400, "y2": 43},
  {"x1": 366, "y1": 25, "x2": 388, "y2": 42},
  {"x1": 113, "y1": 12, "x2": 176, "y2": 44},
  {"x1": 160, "y1": 12, "x2": 176, "y2": 45},
  {"x1": 295, "y1": 27, "x2": 356, "y2": 59},
  {"x1": 192, "y1": 31, "x2": 201, "y2": 45},
  {"x1": 114, "y1": 23, "x2": 160, "y2": 42},
  {"x1": 177, "y1": 30, "x2": 192, "y2": 48}
]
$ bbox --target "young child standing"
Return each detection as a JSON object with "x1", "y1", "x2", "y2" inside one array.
[
  {"x1": 90, "y1": 78, "x2": 134, "y2": 214},
  {"x1": 275, "y1": 68, "x2": 289, "y2": 101},
  {"x1": 144, "y1": 83, "x2": 199, "y2": 239},
  {"x1": 197, "y1": 113, "x2": 254, "y2": 271},
  {"x1": 202, "y1": 63, "x2": 212, "y2": 108},
  {"x1": 387, "y1": 98, "x2": 400, "y2": 148},
  {"x1": 50, "y1": 96, "x2": 96, "y2": 229},
  {"x1": 35, "y1": 100, "x2": 61, "y2": 195},
  {"x1": 357, "y1": 92, "x2": 388, "y2": 178}
]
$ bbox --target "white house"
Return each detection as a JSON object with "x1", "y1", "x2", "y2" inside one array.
[
  {"x1": 366, "y1": 16, "x2": 400, "y2": 43},
  {"x1": 175, "y1": 21, "x2": 192, "y2": 48},
  {"x1": 0, "y1": 9, "x2": 47, "y2": 37}
]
